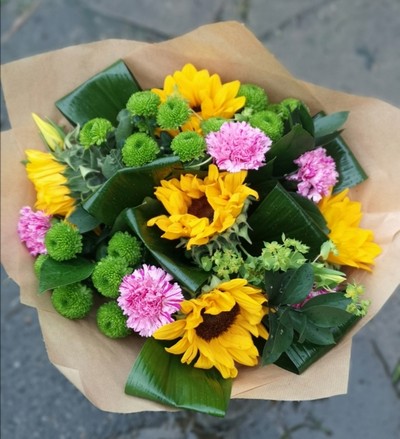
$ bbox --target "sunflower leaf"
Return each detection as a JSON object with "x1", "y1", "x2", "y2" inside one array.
[
  {"x1": 125, "y1": 338, "x2": 232, "y2": 417},
  {"x1": 262, "y1": 310, "x2": 294, "y2": 365},
  {"x1": 300, "y1": 293, "x2": 352, "y2": 327},
  {"x1": 279, "y1": 263, "x2": 315, "y2": 305}
]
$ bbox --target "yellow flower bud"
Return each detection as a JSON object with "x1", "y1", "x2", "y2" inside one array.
[{"x1": 32, "y1": 113, "x2": 64, "y2": 150}]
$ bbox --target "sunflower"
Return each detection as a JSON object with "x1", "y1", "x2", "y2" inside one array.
[
  {"x1": 25, "y1": 149, "x2": 76, "y2": 217},
  {"x1": 153, "y1": 278, "x2": 269, "y2": 379},
  {"x1": 147, "y1": 164, "x2": 258, "y2": 249},
  {"x1": 151, "y1": 63, "x2": 246, "y2": 132},
  {"x1": 318, "y1": 189, "x2": 381, "y2": 271}
]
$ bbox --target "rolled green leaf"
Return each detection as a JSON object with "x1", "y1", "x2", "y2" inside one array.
[
  {"x1": 56, "y1": 60, "x2": 141, "y2": 126},
  {"x1": 247, "y1": 182, "x2": 328, "y2": 258},
  {"x1": 83, "y1": 156, "x2": 181, "y2": 225},
  {"x1": 125, "y1": 338, "x2": 232, "y2": 417},
  {"x1": 124, "y1": 199, "x2": 209, "y2": 294}
]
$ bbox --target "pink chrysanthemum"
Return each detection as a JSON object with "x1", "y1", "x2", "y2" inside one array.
[
  {"x1": 17, "y1": 206, "x2": 52, "y2": 256},
  {"x1": 287, "y1": 147, "x2": 338, "y2": 202},
  {"x1": 205, "y1": 121, "x2": 272, "y2": 172},
  {"x1": 117, "y1": 264, "x2": 184, "y2": 337}
]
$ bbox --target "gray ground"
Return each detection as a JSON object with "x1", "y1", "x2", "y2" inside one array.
[{"x1": 1, "y1": 1, "x2": 400, "y2": 438}]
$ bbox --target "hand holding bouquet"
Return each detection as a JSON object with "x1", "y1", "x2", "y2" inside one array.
[{"x1": 2, "y1": 22, "x2": 399, "y2": 417}]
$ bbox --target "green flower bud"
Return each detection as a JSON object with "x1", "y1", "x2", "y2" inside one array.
[
  {"x1": 45, "y1": 222, "x2": 83, "y2": 261},
  {"x1": 96, "y1": 301, "x2": 132, "y2": 338},
  {"x1": 34, "y1": 254, "x2": 49, "y2": 278},
  {"x1": 79, "y1": 117, "x2": 114, "y2": 148},
  {"x1": 92, "y1": 256, "x2": 131, "y2": 299},
  {"x1": 51, "y1": 282, "x2": 94, "y2": 319},
  {"x1": 170, "y1": 131, "x2": 206, "y2": 162},
  {"x1": 238, "y1": 83, "x2": 268, "y2": 112},
  {"x1": 156, "y1": 96, "x2": 190, "y2": 130},
  {"x1": 200, "y1": 117, "x2": 226, "y2": 135},
  {"x1": 250, "y1": 110, "x2": 284, "y2": 142},
  {"x1": 126, "y1": 91, "x2": 160, "y2": 117},
  {"x1": 266, "y1": 103, "x2": 291, "y2": 121},
  {"x1": 122, "y1": 132, "x2": 160, "y2": 167},
  {"x1": 107, "y1": 231, "x2": 142, "y2": 266},
  {"x1": 280, "y1": 98, "x2": 304, "y2": 112}
]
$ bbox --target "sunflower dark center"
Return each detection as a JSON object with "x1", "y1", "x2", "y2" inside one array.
[
  {"x1": 187, "y1": 196, "x2": 214, "y2": 220},
  {"x1": 196, "y1": 303, "x2": 240, "y2": 341}
]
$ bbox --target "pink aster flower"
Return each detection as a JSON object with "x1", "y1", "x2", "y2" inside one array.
[
  {"x1": 287, "y1": 147, "x2": 338, "y2": 202},
  {"x1": 117, "y1": 264, "x2": 184, "y2": 337},
  {"x1": 205, "y1": 121, "x2": 272, "y2": 172},
  {"x1": 17, "y1": 206, "x2": 52, "y2": 256}
]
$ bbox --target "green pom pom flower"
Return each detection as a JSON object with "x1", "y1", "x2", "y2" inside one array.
[
  {"x1": 126, "y1": 91, "x2": 160, "y2": 117},
  {"x1": 156, "y1": 96, "x2": 190, "y2": 130},
  {"x1": 51, "y1": 282, "x2": 94, "y2": 319},
  {"x1": 170, "y1": 131, "x2": 206, "y2": 162},
  {"x1": 79, "y1": 117, "x2": 114, "y2": 148},
  {"x1": 96, "y1": 301, "x2": 132, "y2": 338},
  {"x1": 122, "y1": 132, "x2": 160, "y2": 167},
  {"x1": 34, "y1": 254, "x2": 49, "y2": 278},
  {"x1": 238, "y1": 83, "x2": 268, "y2": 112},
  {"x1": 92, "y1": 256, "x2": 131, "y2": 299},
  {"x1": 200, "y1": 117, "x2": 226, "y2": 135},
  {"x1": 249, "y1": 110, "x2": 284, "y2": 142},
  {"x1": 45, "y1": 222, "x2": 83, "y2": 261},
  {"x1": 107, "y1": 231, "x2": 142, "y2": 266}
]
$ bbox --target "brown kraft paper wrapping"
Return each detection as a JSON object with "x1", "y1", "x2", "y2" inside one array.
[{"x1": 1, "y1": 21, "x2": 399, "y2": 413}]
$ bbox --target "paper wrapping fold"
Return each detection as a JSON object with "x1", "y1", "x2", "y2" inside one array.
[{"x1": 1, "y1": 21, "x2": 399, "y2": 413}]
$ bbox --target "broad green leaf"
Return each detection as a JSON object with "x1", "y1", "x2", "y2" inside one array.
[
  {"x1": 125, "y1": 338, "x2": 232, "y2": 417},
  {"x1": 274, "y1": 313, "x2": 359, "y2": 374},
  {"x1": 290, "y1": 103, "x2": 315, "y2": 136},
  {"x1": 39, "y1": 257, "x2": 95, "y2": 293},
  {"x1": 83, "y1": 156, "x2": 181, "y2": 225},
  {"x1": 56, "y1": 60, "x2": 141, "y2": 126},
  {"x1": 266, "y1": 125, "x2": 315, "y2": 177},
  {"x1": 262, "y1": 311, "x2": 294, "y2": 365},
  {"x1": 263, "y1": 270, "x2": 285, "y2": 304},
  {"x1": 68, "y1": 205, "x2": 100, "y2": 233},
  {"x1": 301, "y1": 293, "x2": 352, "y2": 327},
  {"x1": 288, "y1": 192, "x2": 329, "y2": 234},
  {"x1": 313, "y1": 111, "x2": 349, "y2": 139},
  {"x1": 124, "y1": 199, "x2": 209, "y2": 294},
  {"x1": 115, "y1": 109, "x2": 135, "y2": 148},
  {"x1": 247, "y1": 182, "x2": 328, "y2": 258},
  {"x1": 280, "y1": 263, "x2": 315, "y2": 305}
]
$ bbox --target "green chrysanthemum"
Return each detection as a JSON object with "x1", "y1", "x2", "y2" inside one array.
[
  {"x1": 126, "y1": 91, "x2": 160, "y2": 117},
  {"x1": 238, "y1": 83, "x2": 268, "y2": 112},
  {"x1": 170, "y1": 131, "x2": 206, "y2": 162},
  {"x1": 34, "y1": 254, "x2": 49, "y2": 278},
  {"x1": 44, "y1": 221, "x2": 83, "y2": 261},
  {"x1": 266, "y1": 103, "x2": 291, "y2": 121},
  {"x1": 79, "y1": 117, "x2": 114, "y2": 148},
  {"x1": 107, "y1": 231, "x2": 142, "y2": 266},
  {"x1": 200, "y1": 117, "x2": 227, "y2": 136},
  {"x1": 156, "y1": 96, "x2": 191, "y2": 130},
  {"x1": 51, "y1": 282, "x2": 94, "y2": 319},
  {"x1": 249, "y1": 110, "x2": 284, "y2": 142},
  {"x1": 280, "y1": 97, "x2": 304, "y2": 112},
  {"x1": 122, "y1": 132, "x2": 160, "y2": 167},
  {"x1": 96, "y1": 301, "x2": 132, "y2": 338},
  {"x1": 92, "y1": 256, "x2": 131, "y2": 299}
]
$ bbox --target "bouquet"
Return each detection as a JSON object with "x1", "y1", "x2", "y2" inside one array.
[{"x1": 1, "y1": 22, "x2": 399, "y2": 417}]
